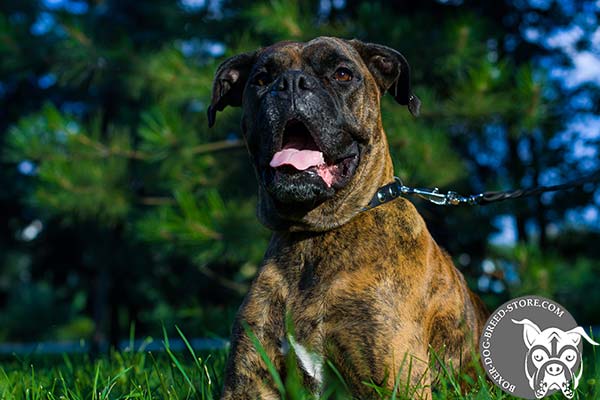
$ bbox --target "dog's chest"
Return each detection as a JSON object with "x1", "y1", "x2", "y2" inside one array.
[
  {"x1": 261, "y1": 206, "x2": 432, "y2": 388},
  {"x1": 279, "y1": 219, "x2": 424, "y2": 335},
  {"x1": 276, "y1": 252, "x2": 426, "y2": 387}
]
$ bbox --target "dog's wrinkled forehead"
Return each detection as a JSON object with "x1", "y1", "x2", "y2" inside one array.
[
  {"x1": 531, "y1": 328, "x2": 580, "y2": 352},
  {"x1": 531, "y1": 331, "x2": 559, "y2": 350},
  {"x1": 254, "y1": 37, "x2": 365, "y2": 75}
]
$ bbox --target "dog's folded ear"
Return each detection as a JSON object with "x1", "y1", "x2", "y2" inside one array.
[
  {"x1": 348, "y1": 39, "x2": 420, "y2": 116},
  {"x1": 565, "y1": 326, "x2": 600, "y2": 346},
  {"x1": 208, "y1": 50, "x2": 258, "y2": 127},
  {"x1": 512, "y1": 318, "x2": 542, "y2": 349}
]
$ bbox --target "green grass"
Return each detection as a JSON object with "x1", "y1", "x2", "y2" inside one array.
[{"x1": 0, "y1": 334, "x2": 598, "y2": 399}]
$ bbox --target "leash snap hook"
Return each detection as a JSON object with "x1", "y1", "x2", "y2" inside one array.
[
  {"x1": 445, "y1": 191, "x2": 462, "y2": 206},
  {"x1": 413, "y1": 187, "x2": 449, "y2": 205}
]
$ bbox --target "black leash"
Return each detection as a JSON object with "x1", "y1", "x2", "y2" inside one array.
[{"x1": 363, "y1": 169, "x2": 600, "y2": 211}]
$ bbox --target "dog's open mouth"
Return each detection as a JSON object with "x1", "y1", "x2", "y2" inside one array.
[{"x1": 269, "y1": 119, "x2": 359, "y2": 189}]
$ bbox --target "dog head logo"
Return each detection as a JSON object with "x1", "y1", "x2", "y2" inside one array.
[{"x1": 512, "y1": 318, "x2": 599, "y2": 399}]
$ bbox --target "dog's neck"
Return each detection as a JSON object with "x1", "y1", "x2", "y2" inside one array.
[
  {"x1": 267, "y1": 197, "x2": 427, "y2": 258},
  {"x1": 266, "y1": 195, "x2": 426, "y2": 277}
]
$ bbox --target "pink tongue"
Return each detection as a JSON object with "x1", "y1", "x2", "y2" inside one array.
[
  {"x1": 270, "y1": 148, "x2": 337, "y2": 187},
  {"x1": 270, "y1": 148, "x2": 325, "y2": 171}
]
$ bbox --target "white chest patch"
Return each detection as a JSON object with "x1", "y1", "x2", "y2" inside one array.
[{"x1": 280, "y1": 334, "x2": 324, "y2": 385}]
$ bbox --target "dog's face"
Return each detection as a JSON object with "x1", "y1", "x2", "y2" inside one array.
[
  {"x1": 512, "y1": 319, "x2": 599, "y2": 399},
  {"x1": 208, "y1": 37, "x2": 420, "y2": 231}
]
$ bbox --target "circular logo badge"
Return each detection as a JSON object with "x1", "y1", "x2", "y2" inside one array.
[{"x1": 479, "y1": 295, "x2": 598, "y2": 399}]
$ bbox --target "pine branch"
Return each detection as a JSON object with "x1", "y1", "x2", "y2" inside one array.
[
  {"x1": 74, "y1": 135, "x2": 150, "y2": 160},
  {"x1": 188, "y1": 222, "x2": 222, "y2": 241},
  {"x1": 188, "y1": 140, "x2": 245, "y2": 155},
  {"x1": 13, "y1": 137, "x2": 245, "y2": 163},
  {"x1": 138, "y1": 197, "x2": 177, "y2": 206},
  {"x1": 197, "y1": 264, "x2": 248, "y2": 296},
  {"x1": 75, "y1": 135, "x2": 244, "y2": 159}
]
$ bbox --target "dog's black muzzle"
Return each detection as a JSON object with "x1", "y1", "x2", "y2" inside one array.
[{"x1": 249, "y1": 70, "x2": 361, "y2": 207}]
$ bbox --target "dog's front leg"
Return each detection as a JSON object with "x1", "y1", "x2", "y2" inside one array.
[{"x1": 221, "y1": 264, "x2": 287, "y2": 400}]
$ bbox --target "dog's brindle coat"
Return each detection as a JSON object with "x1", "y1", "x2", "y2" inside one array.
[{"x1": 209, "y1": 37, "x2": 488, "y2": 399}]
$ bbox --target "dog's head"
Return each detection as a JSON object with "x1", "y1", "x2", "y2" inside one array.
[
  {"x1": 512, "y1": 319, "x2": 599, "y2": 398},
  {"x1": 208, "y1": 37, "x2": 420, "y2": 231}
]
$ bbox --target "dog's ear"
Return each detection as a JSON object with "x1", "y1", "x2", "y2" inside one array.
[
  {"x1": 512, "y1": 319, "x2": 542, "y2": 349},
  {"x1": 207, "y1": 50, "x2": 258, "y2": 127},
  {"x1": 564, "y1": 326, "x2": 600, "y2": 346},
  {"x1": 348, "y1": 39, "x2": 420, "y2": 116}
]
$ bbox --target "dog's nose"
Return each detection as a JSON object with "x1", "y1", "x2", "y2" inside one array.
[
  {"x1": 545, "y1": 363, "x2": 564, "y2": 376},
  {"x1": 272, "y1": 71, "x2": 316, "y2": 94}
]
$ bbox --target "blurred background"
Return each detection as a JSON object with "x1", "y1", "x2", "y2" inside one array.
[{"x1": 0, "y1": 0, "x2": 599, "y2": 353}]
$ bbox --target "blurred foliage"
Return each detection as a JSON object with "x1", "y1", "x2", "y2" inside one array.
[{"x1": 0, "y1": 0, "x2": 599, "y2": 345}]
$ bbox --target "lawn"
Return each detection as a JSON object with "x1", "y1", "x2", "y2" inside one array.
[{"x1": 1, "y1": 332, "x2": 598, "y2": 400}]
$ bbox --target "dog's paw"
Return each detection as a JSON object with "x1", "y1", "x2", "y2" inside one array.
[
  {"x1": 535, "y1": 382, "x2": 548, "y2": 399},
  {"x1": 561, "y1": 381, "x2": 574, "y2": 399}
]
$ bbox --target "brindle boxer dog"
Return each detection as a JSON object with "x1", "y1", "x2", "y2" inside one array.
[{"x1": 208, "y1": 36, "x2": 488, "y2": 399}]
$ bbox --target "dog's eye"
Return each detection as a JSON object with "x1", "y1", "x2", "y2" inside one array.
[
  {"x1": 532, "y1": 349, "x2": 546, "y2": 362},
  {"x1": 254, "y1": 72, "x2": 271, "y2": 87},
  {"x1": 563, "y1": 349, "x2": 577, "y2": 362},
  {"x1": 333, "y1": 67, "x2": 353, "y2": 82}
]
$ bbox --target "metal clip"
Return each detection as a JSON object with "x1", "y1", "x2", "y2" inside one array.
[
  {"x1": 405, "y1": 187, "x2": 483, "y2": 206},
  {"x1": 445, "y1": 191, "x2": 461, "y2": 205},
  {"x1": 365, "y1": 176, "x2": 487, "y2": 209},
  {"x1": 412, "y1": 187, "x2": 450, "y2": 205}
]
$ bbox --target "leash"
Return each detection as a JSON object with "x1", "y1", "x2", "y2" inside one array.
[{"x1": 363, "y1": 169, "x2": 600, "y2": 211}]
